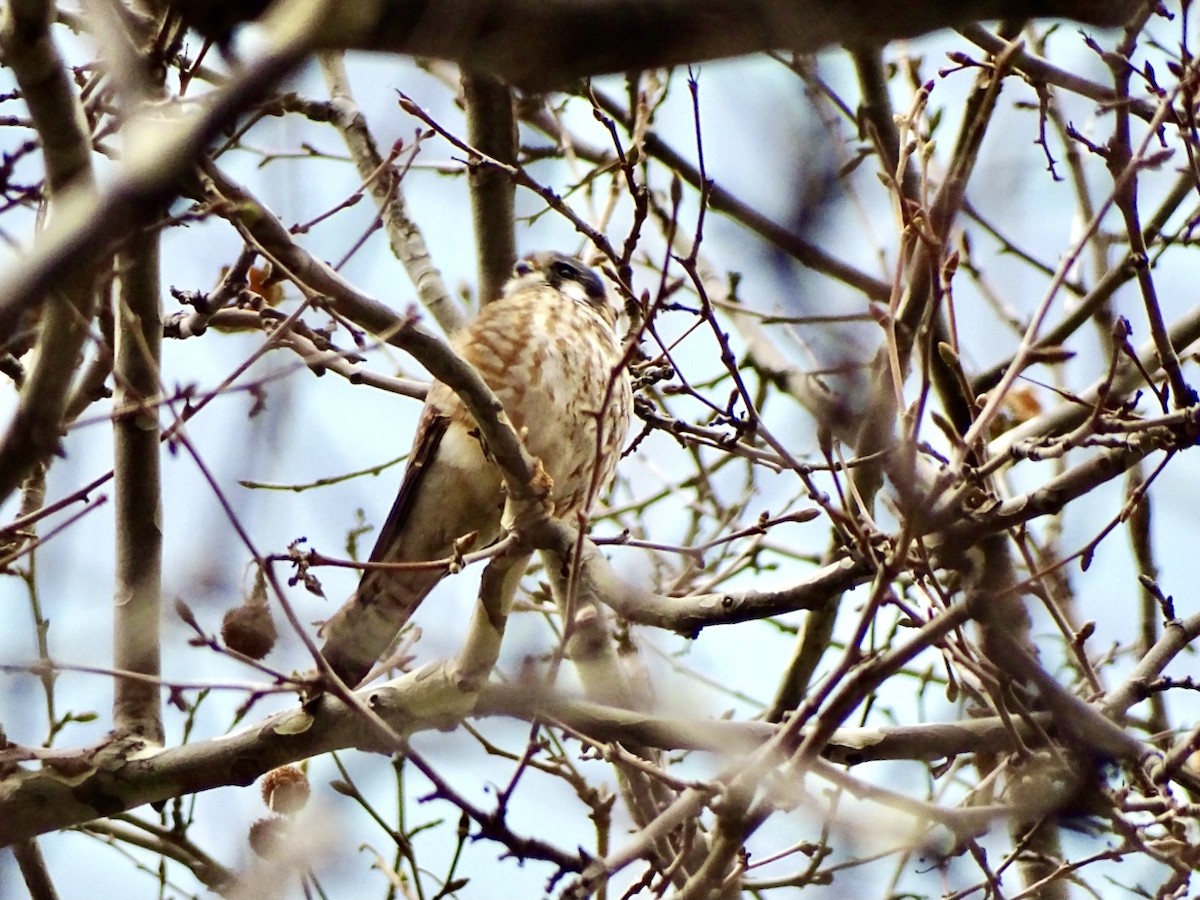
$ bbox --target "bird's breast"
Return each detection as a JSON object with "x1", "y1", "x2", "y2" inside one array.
[{"x1": 458, "y1": 290, "x2": 632, "y2": 516}]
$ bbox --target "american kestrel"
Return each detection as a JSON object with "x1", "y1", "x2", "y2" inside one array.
[{"x1": 318, "y1": 252, "x2": 633, "y2": 687}]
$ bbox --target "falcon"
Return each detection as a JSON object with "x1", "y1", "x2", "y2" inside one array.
[{"x1": 318, "y1": 252, "x2": 633, "y2": 687}]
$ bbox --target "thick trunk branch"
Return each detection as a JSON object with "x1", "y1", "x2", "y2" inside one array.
[{"x1": 246, "y1": 0, "x2": 1144, "y2": 89}]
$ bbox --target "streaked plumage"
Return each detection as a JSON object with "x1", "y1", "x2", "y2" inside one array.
[{"x1": 319, "y1": 253, "x2": 632, "y2": 687}]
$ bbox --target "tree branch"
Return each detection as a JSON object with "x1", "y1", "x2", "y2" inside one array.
[{"x1": 188, "y1": 0, "x2": 1144, "y2": 89}]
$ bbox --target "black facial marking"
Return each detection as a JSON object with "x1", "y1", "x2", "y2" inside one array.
[{"x1": 544, "y1": 254, "x2": 605, "y2": 301}]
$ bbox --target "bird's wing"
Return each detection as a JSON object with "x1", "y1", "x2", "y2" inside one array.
[
  {"x1": 318, "y1": 390, "x2": 504, "y2": 688},
  {"x1": 365, "y1": 408, "x2": 450, "y2": 565},
  {"x1": 316, "y1": 406, "x2": 451, "y2": 688}
]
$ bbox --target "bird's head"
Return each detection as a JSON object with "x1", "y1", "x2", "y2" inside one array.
[{"x1": 504, "y1": 252, "x2": 617, "y2": 326}]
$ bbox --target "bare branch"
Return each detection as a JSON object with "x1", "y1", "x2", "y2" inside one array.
[{"x1": 194, "y1": 0, "x2": 1143, "y2": 89}]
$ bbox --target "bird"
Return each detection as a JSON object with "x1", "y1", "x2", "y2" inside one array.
[{"x1": 317, "y1": 252, "x2": 633, "y2": 688}]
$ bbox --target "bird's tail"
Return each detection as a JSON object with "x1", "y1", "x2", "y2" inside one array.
[{"x1": 317, "y1": 566, "x2": 444, "y2": 689}]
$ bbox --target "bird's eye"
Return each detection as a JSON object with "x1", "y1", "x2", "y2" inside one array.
[
  {"x1": 550, "y1": 260, "x2": 576, "y2": 280},
  {"x1": 545, "y1": 256, "x2": 605, "y2": 300}
]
